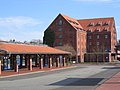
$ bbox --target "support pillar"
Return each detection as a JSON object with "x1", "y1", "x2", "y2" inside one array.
[
  {"x1": 27, "y1": 55, "x2": 30, "y2": 70},
  {"x1": 109, "y1": 53, "x2": 112, "y2": 62},
  {"x1": 39, "y1": 57, "x2": 43, "y2": 69},
  {"x1": 0, "y1": 61, "x2": 1, "y2": 75},
  {"x1": 63, "y1": 57, "x2": 66, "y2": 67},
  {"x1": 49, "y1": 57, "x2": 52, "y2": 68},
  {"x1": 56, "y1": 57, "x2": 59, "y2": 68},
  {"x1": 29, "y1": 58, "x2": 32, "y2": 71},
  {"x1": 14, "y1": 60, "x2": 18, "y2": 72}
]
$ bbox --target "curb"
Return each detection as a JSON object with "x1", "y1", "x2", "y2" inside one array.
[{"x1": 0, "y1": 66, "x2": 77, "y2": 79}]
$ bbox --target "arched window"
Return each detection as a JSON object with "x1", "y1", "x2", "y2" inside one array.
[{"x1": 58, "y1": 20, "x2": 62, "y2": 26}]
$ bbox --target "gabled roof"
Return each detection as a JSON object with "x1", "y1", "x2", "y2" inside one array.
[
  {"x1": 60, "y1": 14, "x2": 83, "y2": 30},
  {"x1": 77, "y1": 17, "x2": 115, "y2": 32},
  {"x1": 0, "y1": 43, "x2": 71, "y2": 54},
  {"x1": 59, "y1": 14, "x2": 115, "y2": 32}
]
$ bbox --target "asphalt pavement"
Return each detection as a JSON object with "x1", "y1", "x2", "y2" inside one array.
[{"x1": 0, "y1": 64, "x2": 120, "y2": 90}]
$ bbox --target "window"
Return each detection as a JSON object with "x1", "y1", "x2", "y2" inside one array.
[
  {"x1": 97, "y1": 35, "x2": 99, "y2": 39},
  {"x1": 96, "y1": 22, "x2": 102, "y2": 26},
  {"x1": 22, "y1": 56, "x2": 25, "y2": 66},
  {"x1": 88, "y1": 28, "x2": 92, "y2": 32},
  {"x1": 88, "y1": 36, "x2": 92, "y2": 39},
  {"x1": 89, "y1": 42, "x2": 92, "y2": 45},
  {"x1": 58, "y1": 42, "x2": 62, "y2": 46},
  {"x1": 58, "y1": 34, "x2": 62, "y2": 38},
  {"x1": 103, "y1": 28, "x2": 108, "y2": 32},
  {"x1": 58, "y1": 20, "x2": 62, "y2": 25},
  {"x1": 58, "y1": 28, "x2": 62, "y2": 32},
  {"x1": 88, "y1": 22, "x2": 94, "y2": 26},
  {"x1": 97, "y1": 42, "x2": 100, "y2": 45},
  {"x1": 69, "y1": 29, "x2": 72, "y2": 31},
  {"x1": 96, "y1": 28, "x2": 100, "y2": 32},
  {"x1": 105, "y1": 35, "x2": 108, "y2": 39},
  {"x1": 104, "y1": 21, "x2": 110, "y2": 26},
  {"x1": 68, "y1": 20, "x2": 79, "y2": 25}
]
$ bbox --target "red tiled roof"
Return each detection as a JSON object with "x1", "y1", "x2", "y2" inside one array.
[
  {"x1": 0, "y1": 43, "x2": 71, "y2": 54},
  {"x1": 61, "y1": 14, "x2": 83, "y2": 30},
  {"x1": 77, "y1": 17, "x2": 115, "y2": 32},
  {"x1": 60, "y1": 14, "x2": 115, "y2": 32}
]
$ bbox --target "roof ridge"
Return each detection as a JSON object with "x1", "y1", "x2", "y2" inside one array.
[
  {"x1": 1, "y1": 42, "x2": 47, "y2": 47},
  {"x1": 78, "y1": 17, "x2": 114, "y2": 21},
  {"x1": 60, "y1": 14, "x2": 83, "y2": 29}
]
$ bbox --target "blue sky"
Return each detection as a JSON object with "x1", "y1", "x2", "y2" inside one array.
[{"x1": 0, "y1": 0, "x2": 120, "y2": 42}]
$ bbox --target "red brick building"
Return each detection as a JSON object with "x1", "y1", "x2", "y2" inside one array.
[
  {"x1": 79, "y1": 17, "x2": 117, "y2": 62},
  {"x1": 43, "y1": 14, "x2": 117, "y2": 63},
  {"x1": 43, "y1": 14, "x2": 86, "y2": 63}
]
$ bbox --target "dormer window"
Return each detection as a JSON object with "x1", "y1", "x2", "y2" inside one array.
[
  {"x1": 73, "y1": 22, "x2": 79, "y2": 25},
  {"x1": 88, "y1": 28, "x2": 92, "y2": 32},
  {"x1": 58, "y1": 20, "x2": 62, "y2": 26},
  {"x1": 68, "y1": 20, "x2": 72, "y2": 23},
  {"x1": 68, "y1": 20, "x2": 79, "y2": 25},
  {"x1": 103, "y1": 28, "x2": 108, "y2": 32},
  {"x1": 104, "y1": 21, "x2": 110, "y2": 26},
  {"x1": 88, "y1": 22, "x2": 94, "y2": 26},
  {"x1": 96, "y1": 22, "x2": 102, "y2": 26},
  {"x1": 96, "y1": 28, "x2": 100, "y2": 32}
]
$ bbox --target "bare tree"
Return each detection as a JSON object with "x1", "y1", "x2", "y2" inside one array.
[
  {"x1": 55, "y1": 44, "x2": 76, "y2": 57},
  {"x1": 30, "y1": 39, "x2": 43, "y2": 45}
]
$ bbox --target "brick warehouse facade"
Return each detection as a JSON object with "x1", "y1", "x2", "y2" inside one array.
[{"x1": 43, "y1": 14, "x2": 117, "y2": 63}]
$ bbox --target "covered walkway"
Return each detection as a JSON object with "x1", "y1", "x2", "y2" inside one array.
[{"x1": 0, "y1": 43, "x2": 71, "y2": 75}]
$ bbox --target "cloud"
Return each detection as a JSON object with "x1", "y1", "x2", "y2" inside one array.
[
  {"x1": 0, "y1": 16, "x2": 43, "y2": 41},
  {"x1": 0, "y1": 16, "x2": 41, "y2": 28}
]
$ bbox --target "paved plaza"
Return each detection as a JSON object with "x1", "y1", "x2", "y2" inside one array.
[{"x1": 0, "y1": 64, "x2": 120, "y2": 90}]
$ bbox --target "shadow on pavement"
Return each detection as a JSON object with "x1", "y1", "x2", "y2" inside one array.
[
  {"x1": 102, "y1": 67, "x2": 120, "y2": 69},
  {"x1": 49, "y1": 78, "x2": 104, "y2": 86}
]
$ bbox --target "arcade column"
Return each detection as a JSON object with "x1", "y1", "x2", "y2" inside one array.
[
  {"x1": 29, "y1": 58, "x2": 32, "y2": 71},
  {"x1": 63, "y1": 57, "x2": 66, "y2": 67},
  {"x1": 39, "y1": 57, "x2": 43, "y2": 69},
  {"x1": 49, "y1": 57, "x2": 52, "y2": 68},
  {"x1": 14, "y1": 60, "x2": 18, "y2": 72}
]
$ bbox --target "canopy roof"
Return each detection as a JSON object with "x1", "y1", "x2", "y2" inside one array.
[{"x1": 0, "y1": 43, "x2": 71, "y2": 55}]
